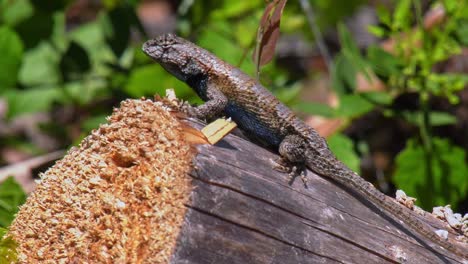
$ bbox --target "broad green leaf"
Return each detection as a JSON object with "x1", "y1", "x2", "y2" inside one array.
[
  {"x1": 328, "y1": 133, "x2": 360, "y2": 173},
  {"x1": 5, "y1": 86, "x2": 61, "y2": 118},
  {"x1": 1, "y1": 0, "x2": 34, "y2": 26},
  {"x1": 0, "y1": 26, "x2": 24, "y2": 90},
  {"x1": 0, "y1": 177, "x2": 26, "y2": 228},
  {"x1": 296, "y1": 102, "x2": 336, "y2": 118},
  {"x1": 212, "y1": 1, "x2": 261, "y2": 19},
  {"x1": 197, "y1": 26, "x2": 255, "y2": 74},
  {"x1": 18, "y1": 41, "x2": 60, "y2": 86},
  {"x1": 124, "y1": 65, "x2": 198, "y2": 100},
  {"x1": 394, "y1": 138, "x2": 468, "y2": 210},
  {"x1": 336, "y1": 94, "x2": 374, "y2": 118}
]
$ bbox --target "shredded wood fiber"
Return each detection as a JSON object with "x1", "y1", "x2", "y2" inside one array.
[{"x1": 8, "y1": 99, "x2": 193, "y2": 263}]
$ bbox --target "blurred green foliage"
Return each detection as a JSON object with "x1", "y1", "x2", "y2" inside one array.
[
  {"x1": 0, "y1": 177, "x2": 26, "y2": 228},
  {"x1": 329, "y1": 0, "x2": 468, "y2": 209},
  {"x1": 0, "y1": 0, "x2": 467, "y2": 219},
  {"x1": 0, "y1": 227, "x2": 17, "y2": 264},
  {"x1": 0, "y1": 0, "x2": 364, "y2": 228},
  {"x1": 394, "y1": 138, "x2": 468, "y2": 209}
]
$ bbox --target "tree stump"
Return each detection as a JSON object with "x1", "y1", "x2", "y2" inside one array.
[{"x1": 7, "y1": 99, "x2": 467, "y2": 263}]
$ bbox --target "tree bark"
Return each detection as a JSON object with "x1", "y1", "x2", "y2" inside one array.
[
  {"x1": 174, "y1": 118, "x2": 467, "y2": 264},
  {"x1": 7, "y1": 99, "x2": 466, "y2": 264}
]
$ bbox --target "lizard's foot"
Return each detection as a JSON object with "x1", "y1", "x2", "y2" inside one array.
[
  {"x1": 271, "y1": 157, "x2": 291, "y2": 173},
  {"x1": 179, "y1": 101, "x2": 199, "y2": 118},
  {"x1": 272, "y1": 157, "x2": 308, "y2": 187}
]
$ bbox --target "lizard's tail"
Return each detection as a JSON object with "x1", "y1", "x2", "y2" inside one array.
[{"x1": 306, "y1": 157, "x2": 468, "y2": 260}]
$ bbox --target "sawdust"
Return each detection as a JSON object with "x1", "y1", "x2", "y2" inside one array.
[{"x1": 8, "y1": 99, "x2": 193, "y2": 263}]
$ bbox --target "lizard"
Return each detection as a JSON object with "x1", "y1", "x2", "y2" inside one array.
[{"x1": 142, "y1": 33, "x2": 468, "y2": 260}]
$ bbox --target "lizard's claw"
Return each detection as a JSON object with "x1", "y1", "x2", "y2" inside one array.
[
  {"x1": 287, "y1": 164, "x2": 307, "y2": 187},
  {"x1": 271, "y1": 157, "x2": 291, "y2": 173},
  {"x1": 271, "y1": 157, "x2": 308, "y2": 187}
]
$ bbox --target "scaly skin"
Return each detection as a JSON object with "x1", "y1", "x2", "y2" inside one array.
[{"x1": 142, "y1": 33, "x2": 467, "y2": 260}]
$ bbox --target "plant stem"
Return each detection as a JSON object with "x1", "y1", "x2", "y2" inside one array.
[
  {"x1": 298, "y1": 0, "x2": 332, "y2": 72},
  {"x1": 413, "y1": 0, "x2": 434, "y2": 206},
  {"x1": 420, "y1": 92, "x2": 434, "y2": 206}
]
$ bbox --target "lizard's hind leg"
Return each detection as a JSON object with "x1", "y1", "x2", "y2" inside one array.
[{"x1": 273, "y1": 135, "x2": 308, "y2": 185}]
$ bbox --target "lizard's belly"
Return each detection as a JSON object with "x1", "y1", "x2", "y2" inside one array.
[{"x1": 225, "y1": 102, "x2": 284, "y2": 148}]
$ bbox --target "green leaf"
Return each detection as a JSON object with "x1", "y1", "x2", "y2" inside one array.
[
  {"x1": 5, "y1": 86, "x2": 61, "y2": 118},
  {"x1": 400, "y1": 111, "x2": 457, "y2": 127},
  {"x1": 0, "y1": 26, "x2": 24, "y2": 90},
  {"x1": 331, "y1": 54, "x2": 356, "y2": 95},
  {"x1": 296, "y1": 102, "x2": 336, "y2": 118},
  {"x1": 375, "y1": 4, "x2": 391, "y2": 26},
  {"x1": 197, "y1": 26, "x2": 255, "y2": 73},
  {"x1": 328, "y1": 134, "x2": 360, "y2": 173},
  {"x1": 366, "y1": 45, "x2": 400, "y2": 78},
  {"x1": 393, "y1": 0, "x2": 411, "y2": 30},
  {"x1": 0, "y1": 0, "x2": 34, "y2": 27},
  {"x1": 211, "y1": 1, "x2": 260, "y2": 19},
  {"x1": 0, "y1": 177, "x2": 26, "y2": 228},
  {"x1": 337, "y1": 23, "x2": 370, "y2": 80},
  {"x1": 0, "y1": 227, "x2": 18, "y2": 263},
  {"x1": 18, "y1": 41, "x2": 60, "y2": 86},
  {"x1": 428, "y1": 112, "x2": 458, "y2": 126},
  {"x1": 273, "y1": 82, "x2": 301, "y2": 105},
  {"x1": 394, "y1": 138, "x2": 468, "y2": 210},
  {"x1": 360, "y1": 91, "x2": 393, "y2": 105},
  {"x1": 367, "y1": 25, "x2": 385, "y2": 38},
  {"x1": 124, "y1": 64, "x2": 198, "y2": 100},
  {"x1": 338, "y1": 23, "x2": 360, "y2": 57},
  {"x1": 336, "y1": 94, "x2": 374, "y2": 118},
  {"x1": 455, "y1": 20, "x2": 468, "y2": 45}
]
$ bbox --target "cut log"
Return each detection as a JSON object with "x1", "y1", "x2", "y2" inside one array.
[{"x1": 7, "y1": 99, "x2": 467, "y2": 263}]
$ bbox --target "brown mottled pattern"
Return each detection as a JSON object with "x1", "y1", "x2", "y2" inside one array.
[{"x1": 143, "y1": 34, "x2": 467, "y2": 259}]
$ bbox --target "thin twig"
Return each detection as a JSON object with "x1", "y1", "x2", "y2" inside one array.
[{"x1": 298, "y1": 0, "x2": 332, "y2": 72}]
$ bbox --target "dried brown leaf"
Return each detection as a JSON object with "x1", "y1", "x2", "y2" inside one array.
[{"x1": 253, "y1": 0, "x2": 288, "y2": 73}]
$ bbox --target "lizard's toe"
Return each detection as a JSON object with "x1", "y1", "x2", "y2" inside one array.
[
  {"x1": 271, "y1": 157, "x2": 292, "y2": 173},
  {"x1": 272, "y1": 157, "x2": 308, "y2": 186}
]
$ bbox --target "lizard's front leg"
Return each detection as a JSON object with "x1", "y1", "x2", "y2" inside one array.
[
  {"x1": 182, "y1": 83, "x2": 228, "y2": 120},
  {"x1": 274, "y1": 134, "x2": 308, "y2": 184}
]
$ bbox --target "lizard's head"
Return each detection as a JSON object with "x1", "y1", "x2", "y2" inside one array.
[{"x1": 142, "y1": 33, "x2": 196, "y2": 81}]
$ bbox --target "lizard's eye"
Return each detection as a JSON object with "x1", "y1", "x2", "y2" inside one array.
[{"x1": 154, "y1": 33, "x2": 180, "y2": 49}]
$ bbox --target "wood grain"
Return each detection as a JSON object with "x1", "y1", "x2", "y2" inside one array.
[{"x1": 171, "y1": 119, "x2": 466, "y2": 264}]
